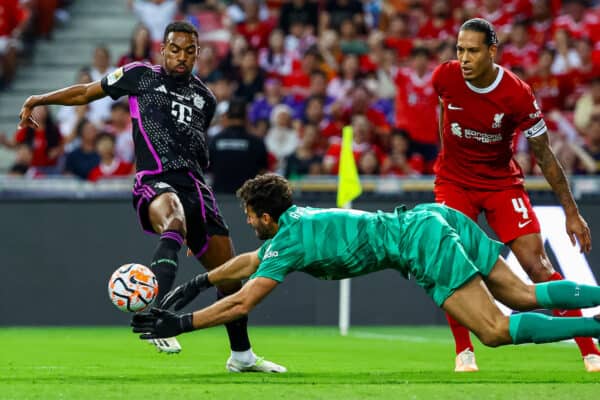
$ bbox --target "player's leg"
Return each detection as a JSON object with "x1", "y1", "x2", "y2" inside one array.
[
  {"x1": 486, "y1": 188, "x2": 600, "y2": 369},
  {"x1": 133, "y1": 181, "x2": 187, "y2": 354},
  {"x1": 147, "y1": 192, "x2": 186, "y2": 304},
  {"x1": 433, "y1": 182, "x2": 481, "y2": 370},
  {"x1": 188, "y1": 174, "x2": 286, "y2": 373},
  {"x1": 442, "y1": 275, "x2": 600, "y2": 348}
]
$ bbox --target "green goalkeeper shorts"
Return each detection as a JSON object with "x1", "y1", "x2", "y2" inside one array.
[{"x1": 397, "y1": 204, "x2": 504, "y2": 306}]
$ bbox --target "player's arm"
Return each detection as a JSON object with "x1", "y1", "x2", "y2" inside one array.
[
  {"x1": 132, "y1": 277, "x2": 278, "y2": 338},
  {"x1": 19, "y1": 82, "x2": 106, "y2": 129},
  {"x1": 159, "y1": 250, "x2": 261, "y2": 310},
  {"x1": 528, "y1": 133, "x2": 592, "y2": 252}
]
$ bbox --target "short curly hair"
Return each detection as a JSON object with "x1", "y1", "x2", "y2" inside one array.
[{"x1": 236, "y1": 174, "x2": 293, "y2": 222}]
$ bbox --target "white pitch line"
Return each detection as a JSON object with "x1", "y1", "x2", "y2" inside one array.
[{"x1": 350, "y1": 331, "x2": 452, "y2": 344}]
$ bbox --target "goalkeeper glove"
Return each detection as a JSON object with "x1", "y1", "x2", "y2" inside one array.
[
  {"x1": 159, "y1": 272, "x2": 213, "y2": 311},
  {"x1": 131, "y1": 308, "x2": 194, "y2": 339}
]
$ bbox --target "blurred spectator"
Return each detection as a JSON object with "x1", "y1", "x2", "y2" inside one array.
[
  {"x1": 279, "y1": 0, "x2": 319, "y2": 35},
  {"x1": 394, "y1": 47, "x2": 438, "y2": 171},
  {"x1": 527, "y1": 47, "x2": 572, "y2": 112},
  {"x1": 553, "y1": 0, "x2": 600, "y2": 42},
  {"x1": 88, "y1": 45, "x2": 116, "y2": 125},
  {"x1": 320, "y1": 0, "x2": 365, "y2": 33},
  {"x1": 259, "y1": 28, "x2": 295, "y2": 78},
  {"x1": 571, "y1": 106, "x2": 600, "y2": 174},
  {"x1": 322, "y1": 114, "x2": 386, "y2": 174},
  {"x1": 208, "y1": 98, "x2": 268, "y2": 193},
  {"x1": 386, "y1": 130, "x2": 424, "y2": 176},
  {"x1": 358, "y1": 150, "x2": 381, "y2": 175},
  {"x1": 317, "y1": 29, "x2": 342, "y2": 72},
  {"x1": 574, "y1": 76, "x2": 600, "y2": 132},
  {"x1": 56, "y1": 68, "x2": 93, "y2": 144},
  {"x1": 219, "y1": 33, "x2": 249, "y2": 80},
  {"x1": 236, "y1": 0, "x2": 274, "y2": 50},
  {"x1": 327, "y1": 53, "x2": 361, "y2": 101},
  {"x1": 551, "y1": 29, "x2": 582, "y2": 74},
  {"x1": 344, "y1": 84, "x2": 391, "y2": 140},
  {"x1": 265, "y1": 104, "x2": 299, "y2": 174},
  {"x1": 117, "y1": 24, "x2": 152, "y2": 67},
  {"x1": 87, "y1": 133, "x2": 134, "y2": 181},
  {"x1": 475, "y1": 0, "x2": 513, "y2": 43},
  {"x1": 284, "y1": 20, "x2": 317, "y2": 56},
  {"x1": 339, "y1": 19, "x2": 368, "y2": 55},
  {"x1": 0, "y1": 0, "x2": 28, "y2": 89},
  {"x1": 383, "y1": 13, "x2": 414, "y2": 62},
  {"x1": 195, "y1": 44, "x2": 223, "y2": 83},
  {"x1": 284, "y1": 123, "x2": 323, "y2": 179},
  {"x1": 282, "y1": 45, "x2": 322, "y2": 97},
  {"x1": 0, "y1": 105, "x2": 62, "y2": 171},
  {"x1": 206, "y1": 76, "x2": 235, "y2": 137},
  {"x1": 529, "y1": 0, "x2": 554, "y2": 48},
  {"x1": 417, "y1": 0, "x2": 456, "y2": 51},
  {"x1": 233, "y1": 48, "x2": 266, "y2": 103},
  {"x1": 64, "y1": 119, "x2": 100, "y2": 179},
  {"x1": 128, "y1": 0, "x2": 178, "y2": 55},
  {"x1": 249, "y1": 77, "x2": 299, "y2": 124},
  {"x1": 500, "y1": 20, "x2": 539, "y2": 75},
  {"x1": 105, "y1": 102, "x2": 134, "y2": 163}
]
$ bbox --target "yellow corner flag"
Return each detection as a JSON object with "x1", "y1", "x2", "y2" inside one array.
[{"x1": 337, "y1": 125, "x2": 362, "y2": 207}]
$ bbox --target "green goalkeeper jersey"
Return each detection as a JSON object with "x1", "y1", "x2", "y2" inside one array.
[
  {"x1": 253, "y1": 205, "x2": 407, "y2": 282},
  {"x1": 251, "y1": 203, "x2": 503, "y2": 306}
]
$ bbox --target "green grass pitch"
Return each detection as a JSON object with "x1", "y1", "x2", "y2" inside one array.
[{"x1": 1, "y1": 326, "x2": 598, "y2": 399}]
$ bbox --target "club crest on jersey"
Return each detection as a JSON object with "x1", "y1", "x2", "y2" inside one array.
[
  {"x1": 492, "y1": 113, "x2": 504, "y2": 129},
  {"x1": 193, "y1": 95, "x2": 205, "y2": 109},
  {"x1": 451, "y1": 122, "x2": 463, "y2": 137}
]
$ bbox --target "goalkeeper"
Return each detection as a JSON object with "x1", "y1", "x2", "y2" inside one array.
[{"x1": 133, "y1": 174, "x2": 600, "y2": 352}]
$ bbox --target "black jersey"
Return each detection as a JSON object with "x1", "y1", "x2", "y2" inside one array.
[{"x1": 100, "y1": 62, "x2": 216, "y2": 179}]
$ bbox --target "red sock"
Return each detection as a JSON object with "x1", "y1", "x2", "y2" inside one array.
[
  {"x1": 445, "y1": 313, "x2": 474, "y2": 354},
  {"x1": 548, "y1": 272, "x2": 600, "y2": 357}
]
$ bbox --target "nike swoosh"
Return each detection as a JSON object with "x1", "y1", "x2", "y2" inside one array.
[
  {"x1": 518, "y1": 220, "x2": 532, "y2": 228},
  {"x1": 448, "y1": 104, "x2": 463, "y2": 110},
  {"x1": 557, "y1": 310, "x2": 568, "y2": 316}
]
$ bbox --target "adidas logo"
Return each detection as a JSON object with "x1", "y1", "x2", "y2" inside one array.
[{"x1": 154, "y1": 85, "x2": 168, "y2": 93}]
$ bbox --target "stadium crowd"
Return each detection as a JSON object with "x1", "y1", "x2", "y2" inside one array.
[{"x1": 2, "y1": 0, "x2": 600, "y2": 189}]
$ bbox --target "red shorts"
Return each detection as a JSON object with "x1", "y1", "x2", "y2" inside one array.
[{"x1": 434, "y1": 181, "x2": 541, "y2": 244}]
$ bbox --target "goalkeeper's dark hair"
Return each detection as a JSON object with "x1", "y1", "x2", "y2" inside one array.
[
  {"x1": 460, "y1": 18, "x2": 498, "y2": 47},
  {"x1": 163, "y1": 21, "x2": 198, "y2": 43},
  {"x1": 237, "y1": 174, "x2": 293, "y2": 222}
]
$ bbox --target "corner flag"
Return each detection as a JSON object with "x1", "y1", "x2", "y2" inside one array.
[
  {"x1": 336, "y1": 126, "x2": 362, "y2": 207},
  {"x1": 336, "y1": 125, "x2": 362, "y2": 337}
]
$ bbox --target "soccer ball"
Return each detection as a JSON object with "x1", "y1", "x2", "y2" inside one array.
[{"x1": 108, "y1": 263, "x2": 158, "y2": 312}]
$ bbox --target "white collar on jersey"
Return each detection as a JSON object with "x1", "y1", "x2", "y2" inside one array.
[{"x1": 465, "y1": 64, "x2": 504, "y2": 94}]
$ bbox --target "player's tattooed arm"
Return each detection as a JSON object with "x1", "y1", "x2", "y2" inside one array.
[
  {"x1": 19, "y1": 82, "x2": 106, "y2": 128},
  {"x1": 529, "y1": 133, "x2": 592, "y2": 253}
]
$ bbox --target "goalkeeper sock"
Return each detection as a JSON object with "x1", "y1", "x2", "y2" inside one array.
[
  {"x1": 509, "y1": 313, "x2": 600, "y2": 344},
  {"x1": 535, "y1": 279, "x2": 600, "y2": 310},
  {"x1": 545, "y1": 272, "x2": 600, "y2": 356},
  {"x1": 150, "y1": 230, "x2": 183, "y2": 304},
  {"x1": 218, "y1": 289, "x2": 251, "y2": 351},
  {"x1": 445, "y1": 312, "x2": 474, "y2": 354}
]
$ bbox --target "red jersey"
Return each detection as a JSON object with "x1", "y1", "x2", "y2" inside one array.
[
  {"x1": 87, "y1": 159, "x2": 133, "y2": 182},
  {"x1": 394, "y1": 68, "x2": 438, "y2": 145},
  {"x1": 0, "y1": 0, "x2": 22, "y2": 36},
  {"x1": 500, "y1": 43, "x2": 539, "y2": 71},
  {"x1": 432, "y1": 61, "x2": 547, "y2": 190}
]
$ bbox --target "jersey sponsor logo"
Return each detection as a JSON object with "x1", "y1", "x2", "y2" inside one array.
[
  {"x1": 263, "y1": 245, "x2": 279, "y2": 260},
  {"x1": 171, "y1": 101, "x2": 192, "y2": 125},
  {"x1": 193, "y1": 95, "x2": 205, "y2": 109},
  {"x1": 492, "y1": 113, "x2": 504, "y2": 129},
  {"x1": 448, "y1": 103, "x2": 463, "y2": 110},
  {"x1": 106, "y1": 67, "x2": 124, "y2": 85},
  {"x1": 450, "y1": 122, "x2": 501, "y2": 143},
  {"x1": 523, "y1": 119, "x2": 547, "y2": 138},
  {"x1": 154, "y1": 85, "x2": 168, "y2": 93}
]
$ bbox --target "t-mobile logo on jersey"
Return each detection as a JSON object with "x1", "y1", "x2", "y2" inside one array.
[{"x1": 171, "y1": 101, "x2": 192, "y2": 125}]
